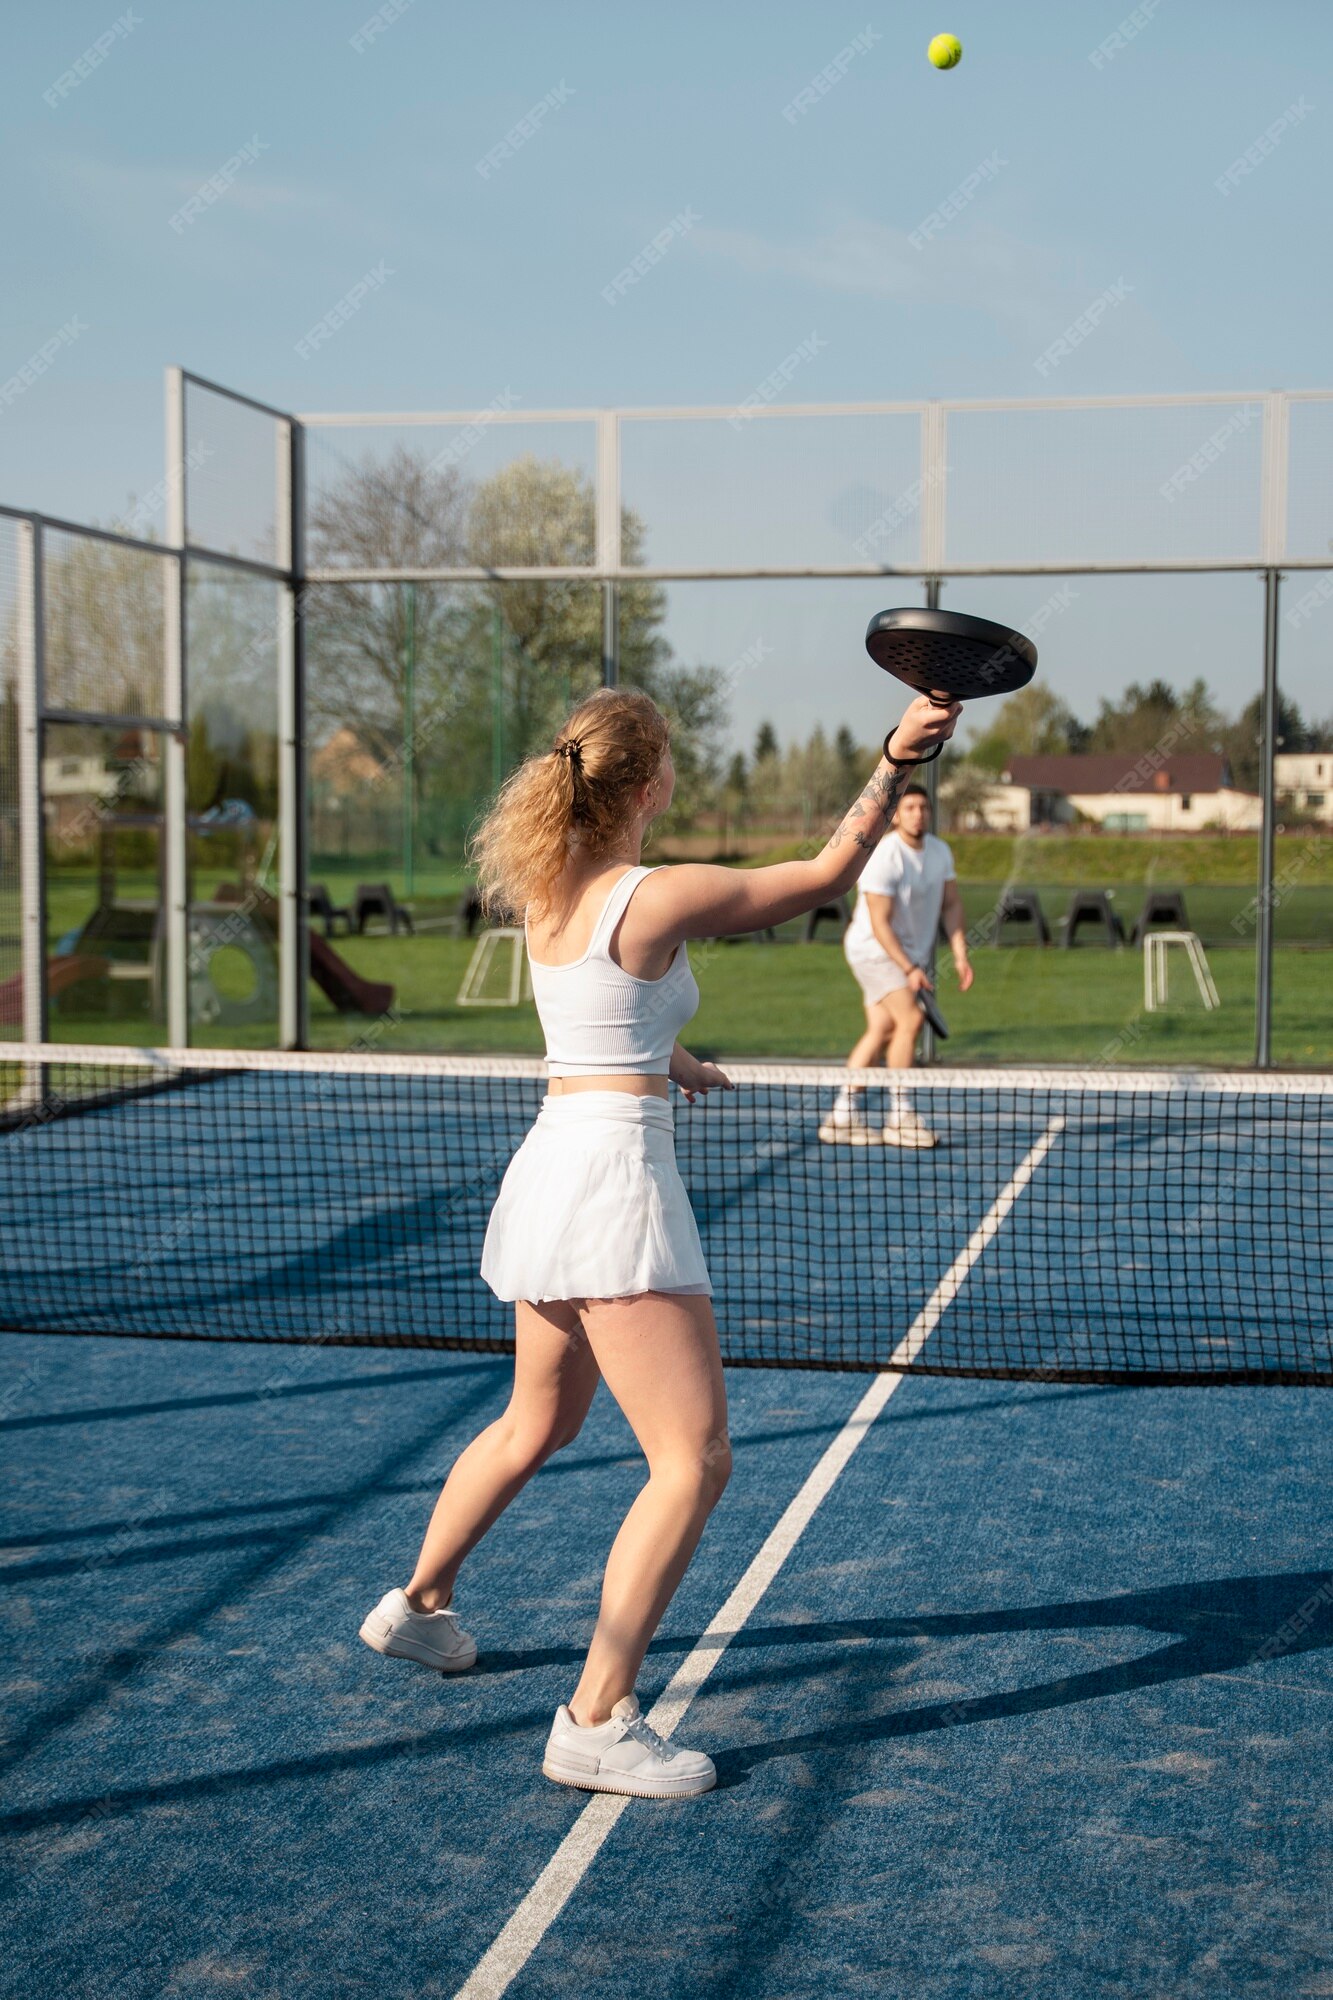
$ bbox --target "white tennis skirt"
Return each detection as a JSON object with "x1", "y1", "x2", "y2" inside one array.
[{"x1": 480, "y1": 1092, "x2": 712, "y2": 1304}]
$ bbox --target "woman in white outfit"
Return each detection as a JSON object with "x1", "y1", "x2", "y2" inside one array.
[{"x1": 361, "y1": 683, "x2": 960, "y2": 1798}]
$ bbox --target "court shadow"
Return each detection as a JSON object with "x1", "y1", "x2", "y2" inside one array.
[
  {"x1": 0, "y1": 1355, "x2": 508, "y2": 1433},
  {"x1": 538, "y1": 1385, "x2": 1118, "y2": 1482},
  {"x1": 707, "y1": 1567, "x2": 1333, "y2": 1788},
  {"x1": 0, "y1": 1478, "x2": 446, "y2": 1553},
  {"x1": 0, "y1": 1368, "x2": 507, "y2": 1780},
  {"x1": 6, "y1": 1569, "x2": 1327, "y2": 1843}
]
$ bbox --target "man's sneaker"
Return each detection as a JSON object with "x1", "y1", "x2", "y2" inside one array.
[
  {"x1": 359, "y1": 1586, "x2": 478, "y2": 1673},
  {"x1": 882, "y1": 1107, "x2": 939, "y2": 1150},
  {"x1": 543, "y1": 1695, "x2": 716, "y2": 1799},
  {"x1": 818, "y1": 1110, "x2": 883, "y2": 1145}
]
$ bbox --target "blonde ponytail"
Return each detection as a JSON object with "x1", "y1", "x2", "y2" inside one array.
[{"x1": 469, "y1": 688, "x2": 670, "y2": 921}]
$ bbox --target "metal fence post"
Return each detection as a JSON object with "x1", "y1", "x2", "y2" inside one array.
[
  {"x1": 918, "y1": 574, "x2": 943, "y2": 1065},
  {"x1": 597, "y1": 411, "x2": 620, "y2": 688},
  {"x1": 163, "y1": 367, "x2": 189, "y2": 1047},
  {"x1": 278, "y1": 415, "x2": 309, "y2": 1050},
  {"x1": 15, "y1": 518, "x2": 46, "y2": 1048},
  {"x1": 601, "y1": 584, "x2": 619, "y2": 689},
  {"x1": 1254, "y1": 567, "x2": 1280, "y2": 1067},
  {"x1": 920, "y1": 402, "x2": 947, "y2": 580}
]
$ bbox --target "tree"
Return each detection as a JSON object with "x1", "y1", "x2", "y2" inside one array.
[
  {"x1": 185, "y1": 566, "x2": 282, "y2": 818},
  {"x1": 939, "y1": 761, "x2": 1001, "y2": 832},
  {"x1": 965, "y1": 684, "x2": 1087, "y2": 772},
  {"x1": 305, "y1": 443, "x2": 473, "y2": 770},
  {"x1": 1085, "y1": 677, "x2": 1225, "y2": 756},
  {"x1": 754, "y1": 721, "x2": 779, "y2": 764},
  {"x1": 305, "y1": 447, "x2": 727, "y2": 857},
  {"x1": 746, "y1": 727, "x2": 848, "y2": 833},
  {"x1": 834, "y1": 724, "x2": 864, "y2": 792},
  {"x1": 464, "y1": 456, "x2": 679, "y2": 770},
  {"x1": 1223, "y1": 692, "x2": 1312, "y2": 791},
  {"x1": 42, "y1": 532, "x2": 165, "y2": 720}
]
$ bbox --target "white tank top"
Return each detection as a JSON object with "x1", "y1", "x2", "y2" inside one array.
[{"x1": 526, "y1": 866, "x2": 699, "y2": 1077}]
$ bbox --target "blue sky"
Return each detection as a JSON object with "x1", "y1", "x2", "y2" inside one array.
[{"x1": 3, "y1": 0, "x2": 1329, "y2": 746}]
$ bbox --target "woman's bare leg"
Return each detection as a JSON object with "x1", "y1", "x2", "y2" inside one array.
[
  {"x1": 404, "y1": 1301, "x2": 601, "y2": 1611},
  {"x1": 565, "y1": 1290, "x2": 731, "y2": 1725}
]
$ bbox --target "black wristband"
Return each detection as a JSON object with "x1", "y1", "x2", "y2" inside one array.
[{"x1": 882, "y1": 733, "x2": 944, "y2": 768}]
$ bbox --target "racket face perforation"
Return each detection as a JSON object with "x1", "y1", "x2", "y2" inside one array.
[{"x1": 866, "y1": 608, "x2": 1037, "y2": 702}]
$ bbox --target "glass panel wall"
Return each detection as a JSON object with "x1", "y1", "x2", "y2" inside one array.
[
  {"x1": 0, "y1": 520, "x2": 20, "y2": 1023},
  {"x1": 38, "y1": 526, "x2": 175, "y2": 1047},
  {"x1": 305, "y1": 577, "x2": 601, "y2": 1053},
  {"x1": 1272, "y1": 567, "x2": 1333, "y2": 1068},
  {"x1": 939, "y1": 572, "x2": 1262, "y2": 1067},
  {"x1": 185, "y1": 559, "x2": 282, "y2": 1049},
  {"x1": 620, "y1": 573, "x2": 1264, "y2": 1066},
  {"x1": 43, "y1": 721, "x2": 166, "y2": 1045},
  {"x1": 183, "y1": 379, "x2": 282, "y2": 567}
]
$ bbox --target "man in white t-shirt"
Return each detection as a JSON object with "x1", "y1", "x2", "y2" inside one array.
[{"x1": 820, "y1": 785, "x2": 972, "y2": 1149}]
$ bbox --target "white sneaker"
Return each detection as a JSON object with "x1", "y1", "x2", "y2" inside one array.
[
  {"x1": 882, "y1": 1107, "x2": 938, "y2": 1150},
  {"x1": 359, "y1": 1586, "x2": 478, "y2": 1673},
  {"x1": 543, "y1": 1694, "x2": 716, "y2": 1799},
  {"x1": 818, "y1": 1112, "x2": 883, "y2": 1145}
]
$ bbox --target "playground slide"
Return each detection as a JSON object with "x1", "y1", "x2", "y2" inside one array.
[
  {"x1": 307, "y1": 931, "x2": 395, "y2": 1017},
  {"x1": 0, "y1": 939, "x2": 391, "y2": 1025},
  {"x1": 0, "y1": 954, "x2": 109, "y2": 1027},
  {"x1": 1, "y1": 927, "x2": 392, "y2": 1029},
  {"x1": 214, "y1": 884, "x2": 395, "y2": 1018}
]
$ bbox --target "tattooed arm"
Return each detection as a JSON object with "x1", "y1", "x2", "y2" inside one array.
[{"x1": 633, "y1": 695, "x2": 962, "y2": 946}]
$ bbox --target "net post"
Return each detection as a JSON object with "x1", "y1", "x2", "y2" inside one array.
[
  {"x1": 1254, "y1": 566, "x2": 1281, "y2": 1067},
  {"x1": 277, "y1": 414, "x2": 309, "y2": 1050},
  {"x1": 15, "y1": 517, "x2": 47, "y2": 1055},
  {"x1": 163, "y1": 368, "x2": 189, "y2": 1048}
]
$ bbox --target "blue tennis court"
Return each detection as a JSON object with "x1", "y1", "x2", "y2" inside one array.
[
  {"x1": 2, "y1": 1336, "x2": 1330, "y2": 1998},
  {"x1": 2, "y1": 1050, "x2": 1331, "y2": 1997}
]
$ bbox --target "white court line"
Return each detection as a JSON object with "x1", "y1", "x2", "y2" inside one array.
[{"x1": 453, "y1": 1115, "x2": 1067, "y2": 2000}]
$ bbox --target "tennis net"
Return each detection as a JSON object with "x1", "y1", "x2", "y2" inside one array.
[{"x1": 1, "y1": 1043, "x2": 1329, "y2": 1385}]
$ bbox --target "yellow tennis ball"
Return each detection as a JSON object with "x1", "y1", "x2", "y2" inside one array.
[{"x1": 928, "y1": 32, "x2": 963, "y2": 68}]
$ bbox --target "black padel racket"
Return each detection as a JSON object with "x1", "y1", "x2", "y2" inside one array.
[
  {"x1": 866, "y1": 607, "x2": 1037, "y2": 706},
  {"x1": 916, "y1": 986, "x2": 950, "y2": 1041}
]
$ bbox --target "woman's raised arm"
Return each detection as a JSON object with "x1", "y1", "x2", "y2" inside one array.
[{"x1": 641, "y1": 695, "x2": 962, "y2": 944}]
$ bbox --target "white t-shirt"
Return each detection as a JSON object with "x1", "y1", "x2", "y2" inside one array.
[{"x1": 845, "y1": 831, "x2": 956, "y2": 967}]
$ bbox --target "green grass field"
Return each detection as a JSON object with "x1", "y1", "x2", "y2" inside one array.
[
  {"x1": 293, "y1": 928, "x2": 1328, "y2": 1069},
  {"x1": 34, "y1": 847, "x2": 1333, "y2": 1070}
]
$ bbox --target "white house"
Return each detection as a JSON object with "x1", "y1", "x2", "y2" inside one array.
[
  {"x1": 1276, "y1": 752, "x2": 1333, "y2": 821},
  {"x1": 41, "y1": 752, "x2": 114, "y2": 798},
  {"x1": 945, "y1": 752, "x2": 1263, "y2": 834}
]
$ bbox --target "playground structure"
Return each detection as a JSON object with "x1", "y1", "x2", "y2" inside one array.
[{"x1": 0, "y1": 790, "x2": 394, "y2": 1031}]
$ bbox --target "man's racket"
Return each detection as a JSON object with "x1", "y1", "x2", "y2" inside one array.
[
  {"x1": 866, "y1": 607, "x2": 1037, "y2": 706},
  {"x1": 916, "y1": 986, "x2": 949, "y2": 1041}
]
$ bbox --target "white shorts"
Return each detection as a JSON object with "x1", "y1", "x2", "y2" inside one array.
[
  {"x1": 843, "y1": 934, "x2": 919, "y2": 1007},
  {"x1": 480, "y1": 1092, "x2": 712, "y2": 1304}
]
